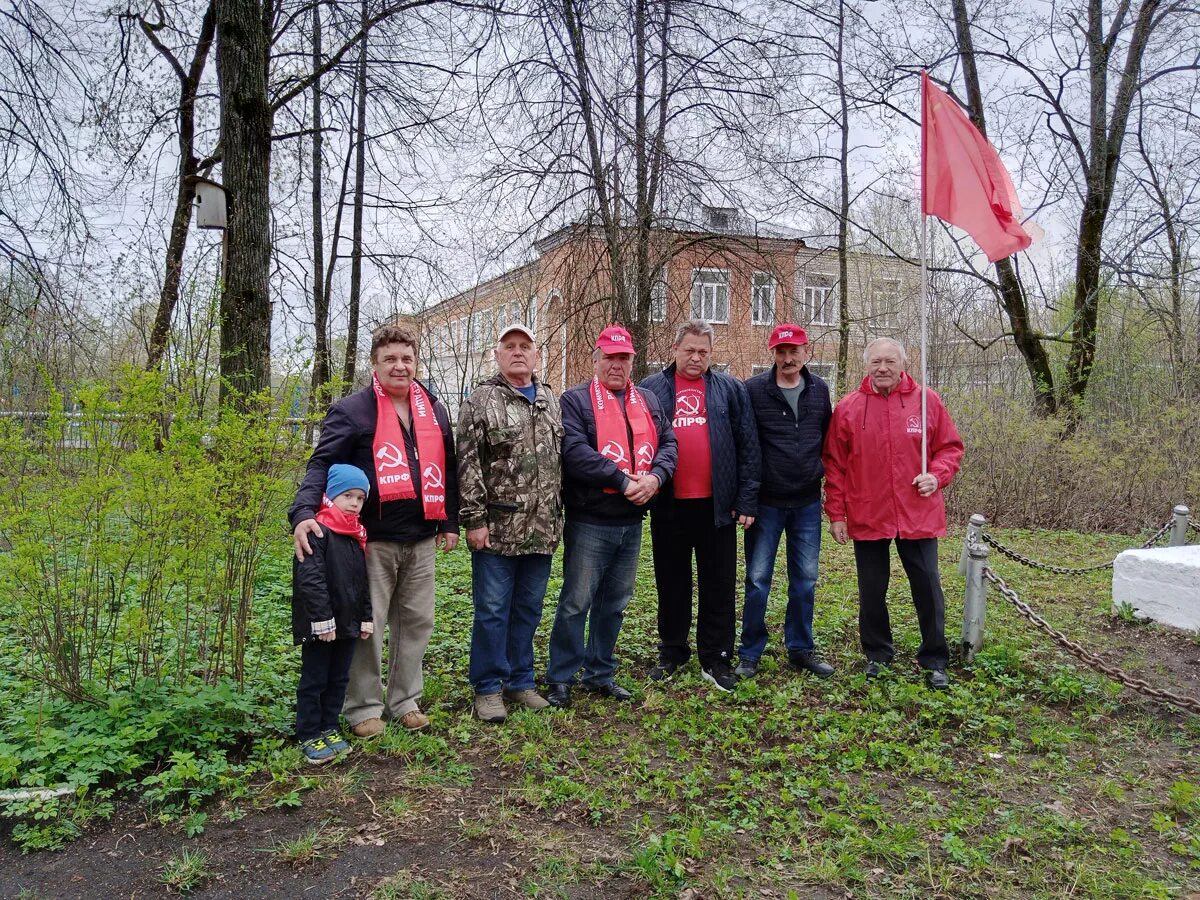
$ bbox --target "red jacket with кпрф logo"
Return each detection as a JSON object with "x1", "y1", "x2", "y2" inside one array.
[{"x1": 822, "y1": 372, "x2": 964, "y2": 541}]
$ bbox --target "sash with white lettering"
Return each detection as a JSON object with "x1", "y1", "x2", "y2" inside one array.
[
  {"x1": 371, "y1": 374, "x2": 448, "y2": 520},
  {"x1": 590, "y1": 377, "x2": 658, "y2": 494}
]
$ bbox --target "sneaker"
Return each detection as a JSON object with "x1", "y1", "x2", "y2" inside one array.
[
  {"x1": 301, "y1": 736, "x2": 336, "y2": 765},
  {"x1": 647, "y1": 661, "x2": 681, "y2": 682},
  {"x1": 503, "y1": 688, "x2": 550, "y2": 710},
  {"x1": 734, "y1": 658, "x2": 759, "y2": 678},
  {"x1": 925, "y1": 668, "x2": 950, "y2": 690},
  {"x1": 701, "y1": 663, "x2": 738, "y2": 693},
  {"x1": 474, "y1": 692, "x2": 507, "y2": 723},
  {"x1": 864, "y1": 660, "x2": 888, "y2": 679},
  {"x1": 399, "y1": 709, "x2": 431, "y2": 731},
  {"x1": 350, "y1": 717, "x2": 385, "y2": 739},
  {"x1": 788, "y1": 650, "x2": 835, "y2": 679},
  {"x1": 322, "y1": 730, "x2": 352, "y2": 754}
]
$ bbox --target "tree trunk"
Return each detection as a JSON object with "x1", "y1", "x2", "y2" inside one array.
[
  {"x1": 951, "y1": 0, "x2": 1058, "y2": 415},
  {"x1": 340, "y1": 0, "x2": 369, "y2": 395},
  {"x1": 216, "y1": 0, "x2": 273, "y2": 404},
  {"x1": 834, "y1": 0, "x2": 851, "y2": 397},
  {"x1": 309, "y1": 0, "x2": 329, "y2": 416},
  {"x1": 145, "y1": 2, "x2": 217, "y2": 372}
]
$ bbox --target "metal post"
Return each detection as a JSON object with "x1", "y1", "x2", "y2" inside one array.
[
  {"x1": 961, "y1": 539, "x2": 989, "y2": 664},
  {"x1": 1169, "y1": 504, "x2": 1191, "y2": 547},
  {"x1": 958, "y1": 513, "x2": 987, "y2": 576}
]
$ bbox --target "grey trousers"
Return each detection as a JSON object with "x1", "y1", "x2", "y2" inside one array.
[{"x1": 343, "y1": 537, "x2": 436, "y2": 724}]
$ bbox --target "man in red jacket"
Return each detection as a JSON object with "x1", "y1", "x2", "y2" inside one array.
[{"x1": 823, "y1": 337, "x2": 964, "y2": 689}]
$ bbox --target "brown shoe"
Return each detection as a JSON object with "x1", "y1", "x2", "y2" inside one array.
[
  {"x1": 350, "y1": 717, "x2": 385, "y2": 739},
  {"x1": 503, "y1": 688, "x2": 550, "y2": 710},
  {"x1": 399, "y1": 709, "x2": 430, "y2": 731}
]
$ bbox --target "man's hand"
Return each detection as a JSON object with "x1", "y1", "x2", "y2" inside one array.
[
  {"x1": 624, "y1": 473, "x2": 660, "y2": 506},
  {"x1": 466, "y1": 526, "x2": 491, "y2": 551},
  {"x1": 317, "y1": 631, "x2": 335, "y2": 642},
  {"x1": 359, "y1": 628, "x2": 372, "y2": 640},
  {"x1": 830, "y1": 521, "x2": 849, "y2": 545},
  {"x1": 436, "y1": 531, "x2": 459, "y2": 552},
  {"x1": 913, "y1": 473, "x2": 938, "y2": 497},
  {"x1": 735, "y1": 513, "x2": 755, "y2": 529},
  {"x1": 293, "y1": 518, "x2": 323, "y2": 561}
]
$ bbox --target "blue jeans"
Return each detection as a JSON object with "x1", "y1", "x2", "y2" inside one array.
[
  {"x1": 469, "y1": 551, "x2": 553, "y2": 695},
  {"x1": 739, "y1": 500, "x2": 821, "y2": 662},
  {"x1": 546, "y1": 519, "x2": 642, "y2": 686}
]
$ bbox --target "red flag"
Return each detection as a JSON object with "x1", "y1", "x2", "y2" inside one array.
[{"x1": 921, "y1": 71, "x2": 1032, "y2": 262}]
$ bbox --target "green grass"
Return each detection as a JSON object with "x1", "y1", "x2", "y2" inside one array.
[{"x1": 3, "y1": 522, "x2": 1200, "y2": 897}]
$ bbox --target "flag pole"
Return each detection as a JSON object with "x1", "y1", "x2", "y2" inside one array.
[{"x1": 919, "y1": 72, "x2": 929, "y2": 476}]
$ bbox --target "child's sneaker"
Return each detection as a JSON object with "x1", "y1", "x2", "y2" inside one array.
[
  {"x1": 322, "y1": 731, "x2": 351, "y2": 755},
  {"x1": 301, "y1": 736, "x2": 336, "y2": 765}
]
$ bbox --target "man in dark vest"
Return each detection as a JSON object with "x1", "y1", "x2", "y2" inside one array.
[{"x1": 737, "y1": 324, "x2": 834, "y2": 679}]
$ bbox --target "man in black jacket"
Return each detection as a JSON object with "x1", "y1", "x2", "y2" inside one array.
[
  {"x1": 737, "y1": 324, "x2": 834, "y2": 679},
  {"x1": 640, "y1": 319, "x2": 760, "y2": 692},
  {"x1": 290, "y1": 325, "x2": 460, "y2": 737},
  {"x1": 543, "y1": 326, "x2": 677, "y2": 709}
]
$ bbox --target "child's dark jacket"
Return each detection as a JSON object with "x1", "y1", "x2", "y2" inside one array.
[{"x1": 291, "y1": 530, "x2": 371, "y2": 644}]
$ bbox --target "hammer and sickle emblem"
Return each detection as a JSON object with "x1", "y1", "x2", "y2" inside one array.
[
  {"x1": 422, "y1": 462, "x2": 445, "y2": 489},
  {"x1": 676, "y1": 391, "x2": 702, "y2": 417},
  {"x1": 376, "y1": 442, "x2": 404, "y2": 470},
  {"x1": 635, "y1": 443, "x2": 655, "y2": 468},
  {"x1": 600, "y1": 441, "x2": 629, "y2": 466}
]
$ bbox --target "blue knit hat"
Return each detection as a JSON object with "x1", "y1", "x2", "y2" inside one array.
[{"x1": 325, "y1": 463, "x2": 370, "y2": 501}]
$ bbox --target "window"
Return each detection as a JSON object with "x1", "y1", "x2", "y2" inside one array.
[
  {"x1": 808, "y1": 362, "x2": 836, "y2": 384},
  {"x1": 691, "y1": 268, "x2": 730, "y2": 323},
  {"x1": 751, "y1": 364, "x2": 771, "y2": 376},
  {"x1": 650, "y1": 273, "x2": 667, "y2": 322},
  {"x1": 751, "y1": 271, "x2": 775, "y2": 325},
  {"x1": 710, "y1": 362, "x2": 730, "y2": 373},
  {"x1": 647, "y1": 360, "x2": 668, "y2": 373},
  {"x1": 527, "y1": 295, "x2": 538, "y2": 336},
  {"x1": 800, "y1": 273, "x2": 837, "y2": 325},
  {"x1": 871, "y1": 278, "x2": 901, "y2": 329}
]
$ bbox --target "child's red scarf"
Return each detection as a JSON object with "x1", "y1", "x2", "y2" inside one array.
[
  {"x1": 590, "y1": 377, "x2": 658, "y2": 494},
  {"x1": 315, "y1": 497, "x2": 368, "y2": 553},
  {"x1": 371, "y1": 374, "x2": 448, "y2": 520}
]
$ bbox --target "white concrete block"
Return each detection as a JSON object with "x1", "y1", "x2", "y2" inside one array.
[{"x1": 1112, "y1": 547, "x2": 1200, "y2": 631}]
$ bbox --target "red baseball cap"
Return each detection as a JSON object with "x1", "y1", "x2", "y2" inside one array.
[
  {"x1": 595, "y1": 325, "x2": 636, "y2": 355},
  {"x1": 768, "y1": 323, "x2": 808, "y2": 349}
]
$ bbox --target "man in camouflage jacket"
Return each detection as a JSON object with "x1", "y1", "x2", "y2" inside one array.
[{"x1": 457, "y1": 323, "x2": 564, "y2": 723}]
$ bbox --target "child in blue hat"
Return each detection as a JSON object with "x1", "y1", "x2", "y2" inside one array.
[{"x1": 292, "y1": 463, "x2": 373, "y2": 764}]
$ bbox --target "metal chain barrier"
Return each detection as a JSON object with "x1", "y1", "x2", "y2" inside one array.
[
  {"x1": 982, "y1": 567, "x2": 1200, "y2": 716},
  {"x1": 980, "y1": 519, "x2": 1175, "y2": 575}
]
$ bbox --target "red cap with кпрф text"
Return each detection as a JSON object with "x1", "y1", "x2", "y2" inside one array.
[
  {"x1": 595, "y1": 325, "x2": 636, "y2": 354},
  {"x1": 768, "y1": 323, "x2": 808, "y2": 349}
]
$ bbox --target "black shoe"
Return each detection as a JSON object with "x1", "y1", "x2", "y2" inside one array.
[
  {"x1": 733, "y1": 658, "x2": 759, "y2": 678},
  {"x1": 864, "y1": 660, "x2": 889, "y2": 679},
  {"x1": 647, "y1": 661, "x2": 681, "y2": 682},
  {"x1": 701, "y1": 662, "x2": 738, "y2": 693},
  {"x1": 788, "y1": 651, "x2": 835, "y2": 679},
  {"x1": 925, "y1": 668, "x2": 950, "y2": 690},
  {"x1": 545, "y1": 683, "x2": 572, "y2": 709},
  {"x1": 581, "y1": 681, "x2": 633, "y2": 701}
]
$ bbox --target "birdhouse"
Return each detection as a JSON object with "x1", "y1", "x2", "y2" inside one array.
[{"x1": 193, "y1": 178, "x2": 227, "y2": 230}]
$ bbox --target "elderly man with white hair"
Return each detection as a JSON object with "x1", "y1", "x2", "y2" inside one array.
[{"x1": 822, "y1": 337, "x2": 964, "y2": 689}]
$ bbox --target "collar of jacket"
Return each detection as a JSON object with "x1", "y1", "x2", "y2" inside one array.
[
  {"x1": 764, "y1": 364, "x2": 813, "y2": 401},
  {"x1": 484, "y1": 372, "x2": 547, "y2": 408}
]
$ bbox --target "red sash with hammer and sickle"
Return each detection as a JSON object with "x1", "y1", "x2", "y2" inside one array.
[
  {"x1": 590, "y1": 377, "x2": 658, "y2": 494},
  {"x1": 371, "y1": 374, "x2": 448, "y2": 520}
]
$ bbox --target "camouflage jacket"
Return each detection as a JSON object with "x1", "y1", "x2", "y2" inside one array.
[{"x1": 456, "y1": 374, "x2": 564, "y2": 556}]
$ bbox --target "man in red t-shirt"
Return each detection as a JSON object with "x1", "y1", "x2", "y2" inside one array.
[{"x1": 639, "y1": 320, "x2": 761, "y2": 692}]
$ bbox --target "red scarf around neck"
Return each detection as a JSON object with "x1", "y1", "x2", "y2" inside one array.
[
  {"x1": 590, "y1": 377, "x2": 658, "y2": 494},
  {"x1": 371, "y1": 374, "x2": 448, "y2": 520},
  {"x1": 315, "y1": 497, "x2": 368, "y2": 553}
]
